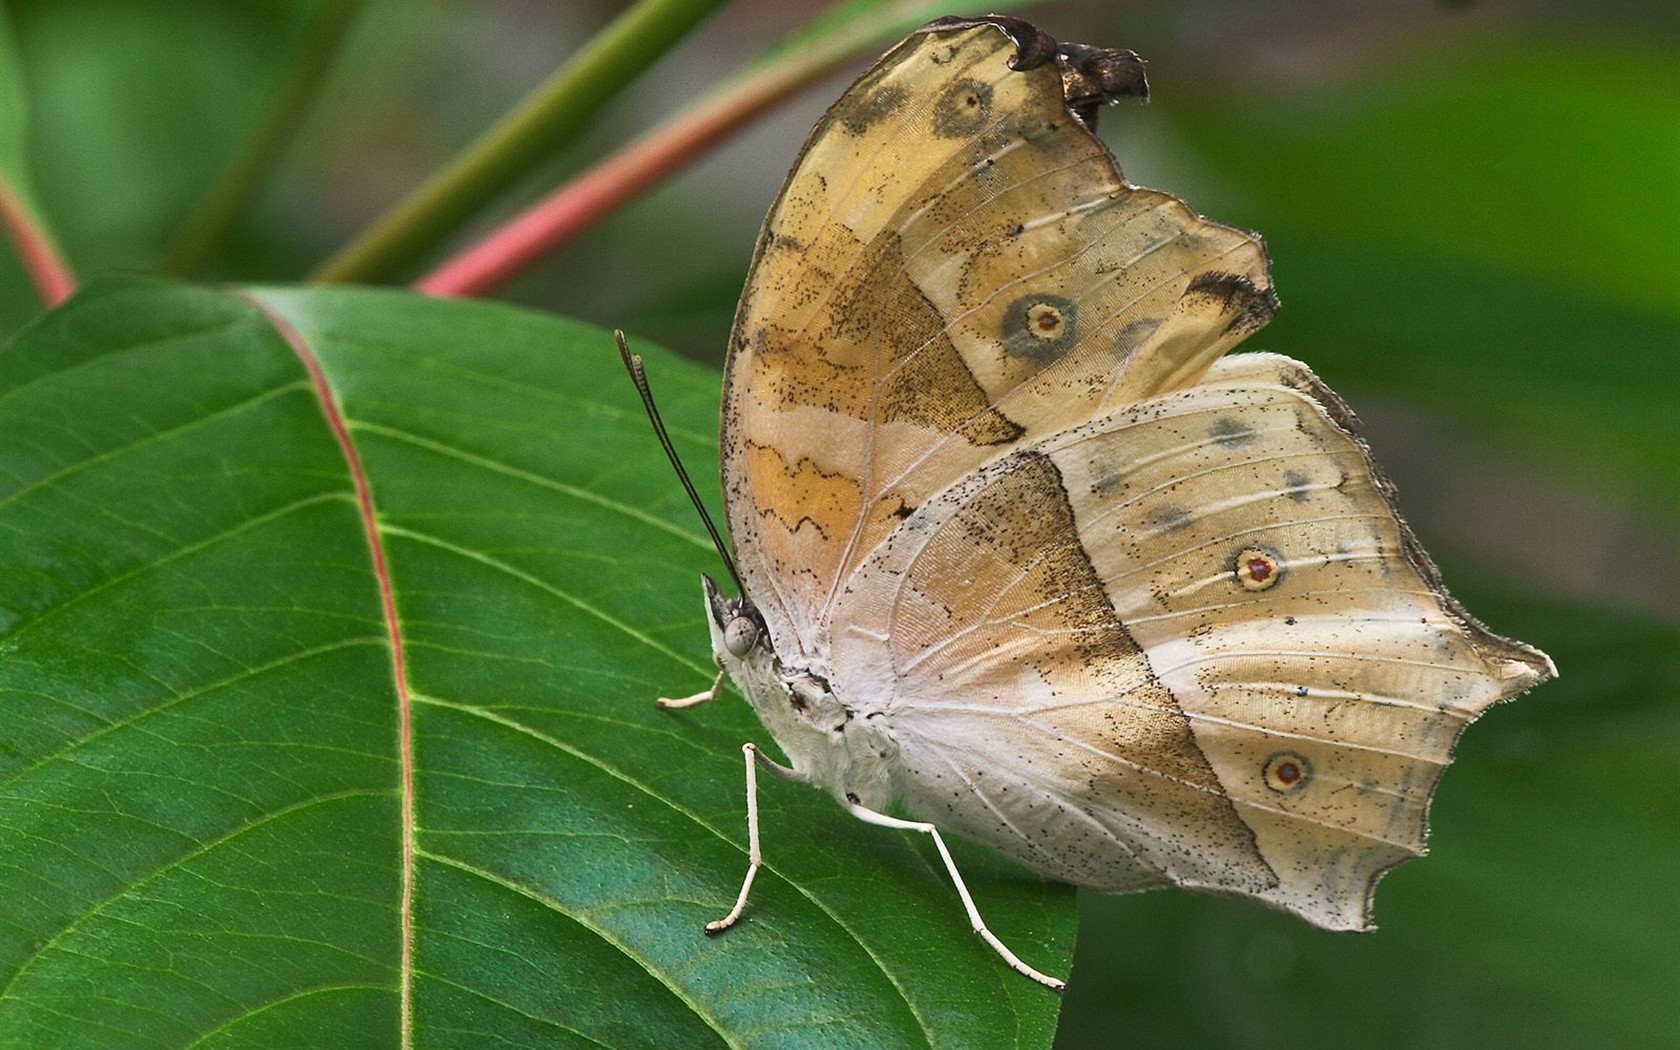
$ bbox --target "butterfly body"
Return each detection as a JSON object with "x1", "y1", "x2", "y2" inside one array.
[
  {"x1": 679, "y1": 15, "x2": 1552, "y2": 982},
  {"x1": 703, "y1": 576, "x2": 899, "y2": 814}
]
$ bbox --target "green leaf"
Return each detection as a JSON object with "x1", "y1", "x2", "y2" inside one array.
[{"x1": 0, "y1": 279, "x2": 1073, "y2": 1048}]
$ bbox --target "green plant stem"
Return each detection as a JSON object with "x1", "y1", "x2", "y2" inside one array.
[
  {"x1": 312, "y1": 0, "x2": 729, "y2": 285},
  {"x1": 163, "y1": 1, "x2": 364, "y2": 278}
]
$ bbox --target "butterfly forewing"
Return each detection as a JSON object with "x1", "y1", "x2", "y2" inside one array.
[{"x1": 725, "y1": 21, "x2": 1273, "y2": 652}]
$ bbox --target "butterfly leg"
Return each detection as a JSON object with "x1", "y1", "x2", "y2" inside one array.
[
  {"x1": 657, "y1": 662, "x2": 726, "y2": 709},
  {"x1": 707, "y1": 741, "x2": 809, "y2": 935},
  {"x1": 843, "y1": 800, "x2": 1066, "y2": 991}
]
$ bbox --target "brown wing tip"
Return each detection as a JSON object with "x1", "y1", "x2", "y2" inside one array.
[
  {"x1": 1185, "y1": 271, "x2": 1281, "y2": 336},
  {"x1": 918, "y1": 15, "x2": 1149, "y2": 130},
  {"x1": 1496, "y1": 643, "x2": 1559, "y2": 694}
]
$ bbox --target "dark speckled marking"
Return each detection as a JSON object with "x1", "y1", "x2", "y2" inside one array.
[
  {"x1": 1184, "y1": 270, "x2": 1278, "y2": 336},
  {"x1": 1091, "y1": 468, "x2": 1124, "y2": 496},
  {"x1": 1113, "y1": 317, "x2": 1161, "y2": 358},
  {"x1": 842, "y1": 83, "x2": 908, "y2": 134},
  {"x1": 932, "y1": 77, "x2": 993, "y2": 138},
  {"x1": 1283, "y1": 470, "x2": 1312, "y2": 502},
  {"x1": 824, "y1": 232, "x2": 1024, "y2": 446},
  {"x1": 1154, "y1": 505, "x2": 1193, "y2": 532},
  {"x1": 1210, "y1": 416, "x2": 1258, "y2": 449}
]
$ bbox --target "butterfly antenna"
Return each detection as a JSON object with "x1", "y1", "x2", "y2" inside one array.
[{"x1": 615, "y1": 330, "x2": 746, "y2": 596}]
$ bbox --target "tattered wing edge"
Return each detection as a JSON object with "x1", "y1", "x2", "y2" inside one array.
[
  {"x1": 1260, "y1": 352, "x2": 1557, "y2": 693},
  {"x1": 1218, "y1": 351, "x2": 1557, "y2": 929}
]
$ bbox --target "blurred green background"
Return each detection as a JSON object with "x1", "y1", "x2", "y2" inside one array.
[{"x1": 3, "y1": 0, "x2": 1675, "y2": 1046}]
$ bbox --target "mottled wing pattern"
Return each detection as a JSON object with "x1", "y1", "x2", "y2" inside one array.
[
  {"x1": 723, "y1": 20, "x2": 1273, "y2": 657},
  {"x1": 830, "y1": 352, "x2": 1552, "y2": 928}
]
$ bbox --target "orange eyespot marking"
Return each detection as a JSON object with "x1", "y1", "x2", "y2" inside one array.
[
  {"x1": 1028, "y1": 302, "x2": 1063, "y2": 334},
  {"x1": 1263, "y1": 752, "x2": 1311, "y2": 794},
  {"x1": 1233, "y1": 546, "x2": 1284, "y2": 591},
  {"x1": 1002, "y1": 294, "x2": 1078, "y2": 361}
]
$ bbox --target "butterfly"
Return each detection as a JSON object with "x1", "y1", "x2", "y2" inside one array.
[{"x1": 641, "y1": 15, "x2": 1555, "y2": 990}]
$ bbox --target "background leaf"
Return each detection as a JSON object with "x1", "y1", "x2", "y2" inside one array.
[
  {"x1": 0, "y1": 279, "x2": 1073, "y2": 1048},
  {"x1": 1176, "y1": 40, "x2": 1680, "y2": 314}
]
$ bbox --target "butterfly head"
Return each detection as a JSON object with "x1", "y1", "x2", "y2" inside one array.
[
  {"x1": 702, "y1": 573, "x2": 765, "y2": 659},
  {"x1": 701, "y1": 573, "x2": 782, "y2": 735},
  {"x1": 699, "y1": 574, "x2": 897, "y2": 805}
]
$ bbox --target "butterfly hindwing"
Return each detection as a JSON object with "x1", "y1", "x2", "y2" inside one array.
[
  {"x1": 1065, "y1": 353, "x2": 1551, "y2": 924},
  {"x1": 829, "y1": 351, "x2": 1550, "y2": 928}
]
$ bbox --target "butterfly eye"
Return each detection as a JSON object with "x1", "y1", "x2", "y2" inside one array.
[
  {"x1": 1263, "y1": 752, "x2": 1312, "y2": 794},
  {"x1": 1232, "y1": 546, "x2": 1284, "y2": 591},
  {"x1": 723, "y1": 616, "x2": 760, "y2": 657}
]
